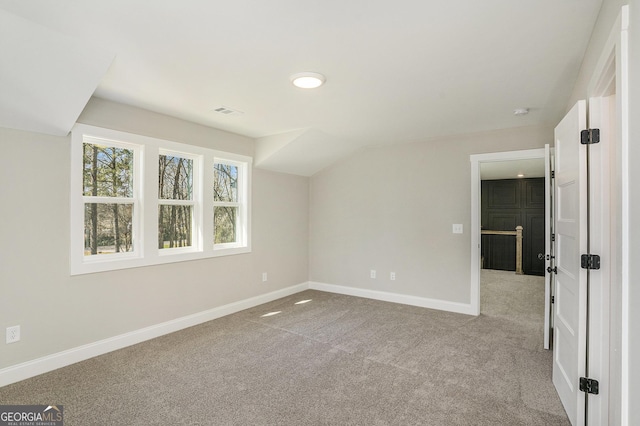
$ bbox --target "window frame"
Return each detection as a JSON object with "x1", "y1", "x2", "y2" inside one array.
[
  {"x1": 213, "y1": 157, "x2": 248, "y2": 251},
  {"x1": 70, "y1": 124, "x2": 252, "y2": 275},
  {"x1": 157, "y1": 149, "x2": 202, "y2": 255}
]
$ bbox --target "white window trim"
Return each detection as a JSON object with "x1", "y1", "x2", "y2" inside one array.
[
  {"x1": 213, "y1": 156, "x2": 249, "y2": 252},
  {"x1": 157, "y1": 149, "x2": 202, "y2": 255},
  {"x1": 70, "y1": 124, "x2": 252, "y2": 275}
]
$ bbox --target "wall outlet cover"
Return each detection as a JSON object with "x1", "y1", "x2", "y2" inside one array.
[{"x1": 6, "y1": 325, "x2": 20, "y2": 344}]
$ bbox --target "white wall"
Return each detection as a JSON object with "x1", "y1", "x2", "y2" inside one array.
[
  {"x1": 0, "y1": 98, "x2": 309, "y2": 370},
  {"x1": 309, "y1": 126, "x2": 551, "y2": 305}
]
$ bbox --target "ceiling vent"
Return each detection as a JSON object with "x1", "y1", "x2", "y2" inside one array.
[{"x1": 213, "y1": 106, "x2": 244, "y2": 116}]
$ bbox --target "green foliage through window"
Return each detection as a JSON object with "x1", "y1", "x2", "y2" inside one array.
[
  {"x1": 84, "y1": 203, "x2": 134, "y2": 255},
  {"x1": 83, "y1": 142, "x2": 134, "y2": 256},
  {"x1": 83, "y1": 143, "x2": 133, "y2": 197},
  {"x1": 72, "y1": 124, "x2": 251, "y2": 274},
  {"x1": 214, "y1": 206, "x2": 237, "y2": 244}
]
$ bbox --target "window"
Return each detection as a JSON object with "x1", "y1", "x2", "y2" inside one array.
[
  {"x1": 214, "y1": 160, "x2": 247, "y2": 249},
  {"x1": 158, "y1": 152, "x2": 198, "y2": 252},
  {"x1": 82, "y1": 138, "x2": 138, "y2": 258},
  {"x1": 71, "y1": 124, "x2": 251, "y2": 275}
]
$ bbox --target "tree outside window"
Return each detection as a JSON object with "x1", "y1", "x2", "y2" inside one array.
[
  {"x1": 158, "y1": 154, "x2": 194, "y2": 249},
  {"x1": 72, "y1": 124, "x2": 251, "y2": 275},
  {"x1": 82, "y1": 142, "x2": 135, "y2": 256},
  {"x1": 214, "y1": 162, "x2": 240, "y2": 245}
]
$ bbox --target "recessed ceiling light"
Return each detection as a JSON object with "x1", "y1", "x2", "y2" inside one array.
[
  {"x1": 290, "y1": 72, "x2": 326, "y2": 89},
  {"x1": 513, "y1": 108, "x2": 529, "y2": 116},
  {"x1": 517, "y1": 173, "x2": 525, "y2": 178}
]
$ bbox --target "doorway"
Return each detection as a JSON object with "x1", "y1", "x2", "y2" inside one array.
[
  {"x1": 470, "y1": 147, "x2": 553, "y2": 350},
  {"x1": 479, "y1": 158, "x2": 547, "y2": 338},
  {"x1": 480, "y1": 169, "x2": 546, "y2": 276}
]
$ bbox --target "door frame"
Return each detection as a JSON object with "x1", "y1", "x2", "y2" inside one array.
[
  {"x1": 467, "y1": 6, "x2": 628, "y2": 424},
  {"x1": 584, "y1": 5, "x2": 629, "y2": 425},
  {"x1": 469, "y1": 148, "x2": 547, "y2": 316}
]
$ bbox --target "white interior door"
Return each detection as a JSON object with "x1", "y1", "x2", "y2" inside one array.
[
  {"x1": 553, "y1": 100, "x2": 588, "y2": 426},
  {"x1": 544, "y1": 144, "x2": 553, "y2": 350}
]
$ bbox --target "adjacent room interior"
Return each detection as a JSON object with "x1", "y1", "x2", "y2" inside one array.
[
  {"x1": 1, "y1": 1, "x2": 638, "y2": 425},
  {"x1": 479, "y1": 157, "x2": 548, "y2": 346}
]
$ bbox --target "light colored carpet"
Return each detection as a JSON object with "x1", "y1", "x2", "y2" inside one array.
[{"x1": 0, "y1": 272, "x2": 568, "y2": 425}]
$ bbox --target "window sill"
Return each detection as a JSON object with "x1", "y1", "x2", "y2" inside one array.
[{"x1": 71, "y1": 246, "x2": 251, "y2": 276}]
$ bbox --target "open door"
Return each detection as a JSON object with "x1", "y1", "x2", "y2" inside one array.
[
  {"x1": 552, "y1": 96, "x2": 612, "y2": 425},
  {"x1": 552, "y1": 100, "x2": 588, "y2": 425},
  {"x1": 543, "y1": 144, "x2": 553, "y2": 350}
]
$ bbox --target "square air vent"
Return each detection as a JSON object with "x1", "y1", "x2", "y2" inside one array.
[{"x1": 212, "y1": 106, "x2": 244, "y2": 117}]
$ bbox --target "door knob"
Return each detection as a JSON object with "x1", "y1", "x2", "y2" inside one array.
[{"x1": 538, "y1": 253, "x2": 545, "y2": 260}]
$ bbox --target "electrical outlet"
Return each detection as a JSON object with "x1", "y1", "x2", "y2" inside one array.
[
  {"x1": 370, "y1": 270, "x2": 376, "y2": 279},
  {"x1": 390, "y1": 272, "x2": 396, "y2": 281},
  {"x1": 6, "y1": 325, "x2": 20, "y2": 344},
  {"x1": 452, "y1": 224, "x2": 463, "y2": 234},
  {"x1": 262, "y1": 272, "x2": 268, "y2": 282}
]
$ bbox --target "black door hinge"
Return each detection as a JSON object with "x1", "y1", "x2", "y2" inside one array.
[
  {"x1": 581, "y1": 129, "x2": 600, "y2": 144},
  {"x1": 551, "y1": 233, "x2": 555, "y2": 242},
  {"x1": 579, "y1": 377, "x2": 600, "y2": 395},
  {"x1": 551, "y1": 296, "x2": 555, "y2": 303},
  {"x1": 581, "y1": 254, "x2": 601, "y2": 270},
  {"x1": 547, "y1": 266, "x2": 557, "y2": 274},
  {"x1": 551, "y1": 170, "x2": 555, "y2": 179}
]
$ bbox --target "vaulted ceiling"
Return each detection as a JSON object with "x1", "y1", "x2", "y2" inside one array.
[{"x1": 1, "y1": 1, "x2": 603, "y2": 175}]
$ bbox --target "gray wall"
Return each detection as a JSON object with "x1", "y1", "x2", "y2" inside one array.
[
  {"x1": 309, "y1": 126, "x2": 551, "y2": 304},
  {"x1": 0, "y1": 98, "x2": 309, "y2": 369}
]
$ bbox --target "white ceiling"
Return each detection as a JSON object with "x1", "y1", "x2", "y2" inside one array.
[
  {"x1": 0, "y1": 9, "x2": 113, "y2": 135},
  {"x1": 0, "y1": 1, "x2": 603, "y2": 175}
]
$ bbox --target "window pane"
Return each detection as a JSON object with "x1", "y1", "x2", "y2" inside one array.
[
  {"x1": 83, "y1": 143, "x2": 134, "y2": 197},
  {"x1": 158, "y1": 205, "x2": 193, "y2": 249},
  {"x1": 84, "y1": 203, "x2": 134, "y2": 255},
  {"x1": 214, "y1": 206, "x2": 237, "y2": 244},
  {"x1": 159, "y1": 155, "x2": 193, "y2": 200},
  {"x1": 214, "y1": 163, "x2": 238, "y2": 202}
]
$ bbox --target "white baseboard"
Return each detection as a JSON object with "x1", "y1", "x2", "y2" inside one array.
[
  {"x1": 308, "y1": 282, "x2": 475, "y2": 316},
  {"x1": 0, "y1": 282, "x2": 309, "y2": 388},
  {"x1": 1, "y1": 281, "x2": 473, "y2": 387}
]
